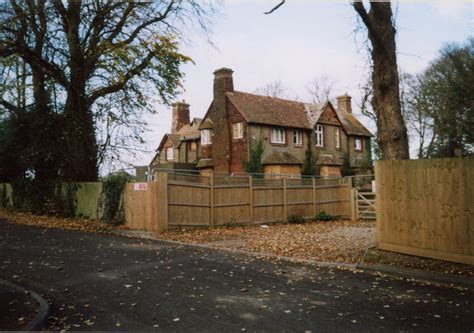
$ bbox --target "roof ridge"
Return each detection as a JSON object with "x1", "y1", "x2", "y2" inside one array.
[{"x1": 228, "y1": 90, "x2": 304, "y2": 105}]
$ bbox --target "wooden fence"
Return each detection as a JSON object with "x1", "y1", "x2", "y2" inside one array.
[
  {"x1": 354, "y1": 190, "x2": 376, "y2": 220},
  {"x1": 124, "y1": 172, "x2": 352, "y2": 231},
  {"x1": 375, "y1": 158, "x2": 473, "y2": 265}
]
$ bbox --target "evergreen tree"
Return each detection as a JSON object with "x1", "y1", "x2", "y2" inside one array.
[
  {"x1": 244, "y1": 136, "x2": 264, "y2": 178},
  {"x1": 301, "y1": 141, "x2": 318, "y2": 176}
]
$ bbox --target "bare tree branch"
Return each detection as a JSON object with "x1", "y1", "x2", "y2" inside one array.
[{"x1": 264, "y1": 0, "x2": 285, "y2": 15}]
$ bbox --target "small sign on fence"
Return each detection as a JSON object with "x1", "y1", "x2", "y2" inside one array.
[{"x1": 134, "y1": 183, "x2": 148, "y2": 191}]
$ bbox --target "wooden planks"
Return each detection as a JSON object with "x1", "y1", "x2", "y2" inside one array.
[
  {"x1": 125, "y1": 173, "x2": 353, "y2": 231},
  {"x1": 375, "y1": 158, "x2": 473, "y2": 265}
]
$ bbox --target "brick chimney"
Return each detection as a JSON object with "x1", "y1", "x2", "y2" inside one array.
[
  {"x1": 336, "y1": 93, "x2": 352, "y2": 114},
  {"x1": 171, "y1": 101, "x2": 190, "y2": 133},
  {"x1": 213, "y1": 67, "x2": 234, "y2": 100}
]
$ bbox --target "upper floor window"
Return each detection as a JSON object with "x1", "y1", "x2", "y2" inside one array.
[
  {"x1": 271, "y1": 128, "x2": 285, "y2": 144},
  {"x1": 166, "y1": 147, "x2": 174, "y2": 161},
  {"x1": 315, "y1": 124, "x2": 324, "y2": 147},
  {"x1": 354, "y1": 137, "x2": 362, "y2": 150},
  {"x1": 294, "y1": 130, "x2": 302, "y2": 146},
  {"x1": 233, "y1": 122, "x2": 244, "y2": 139},
  {"x1": 335, "y1": 127, "x2": 340, "y2": 149},
  {"x1": 201, "y1": 129, "x2": 212, "y2": 145}
]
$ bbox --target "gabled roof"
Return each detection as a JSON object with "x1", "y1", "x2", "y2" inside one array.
[
  {"x1": 335, "y1": 109, "x2": 373, "y2": 137},
  {"x1": 304, "y1": 101, "x2": 327, "y2": 126},
  {"x1": 155, "y1": 118, "x2": 203, "y2": 153},
  {"x1": 175, "y1": 118, "x2": 202, "y2": 141},
  {"x1": 226, "y1": 91, "x2": 312, "y2": 129}
]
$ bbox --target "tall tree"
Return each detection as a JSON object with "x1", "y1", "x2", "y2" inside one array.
[
  {"x1": 306, "y1": 75, "x2": 335, "y2": 104},
  {"x1": 1, "y1": 1, "x2": 213, "y2": 181},
  {"x1": 405, "y1": 38, "x2": 474, "y2": 157},
  {"x1": 253, "y1": 80, "x2": 290, "y2": 99},
  {"x1": 353, "y1": 1, "x2": 409, "y2": 160},
  {"x1": 264, "y1": 0, "x2": 410, "y2": 160}
]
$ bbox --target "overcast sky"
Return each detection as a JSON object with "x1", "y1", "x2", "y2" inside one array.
[{"x1": 114, "y1": 0, "x2": 473, "y2": 172}]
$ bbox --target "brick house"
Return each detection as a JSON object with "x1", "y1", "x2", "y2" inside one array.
[
  {"x1": 150, "y1": 101, "x2": 202, "y2": 171},
  {"x1": 152, "y1": 68, "x2": 373, "y2": 178}
]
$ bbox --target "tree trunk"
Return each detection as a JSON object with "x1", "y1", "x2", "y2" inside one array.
[
  {"x1": 62, "y1": 1, "x2": 98, "y2": 181},
  {"x1": 354, "y1": 1, "x2": 409, "y2": 160}
]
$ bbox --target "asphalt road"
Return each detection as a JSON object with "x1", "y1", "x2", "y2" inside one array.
[{"x1": 0, "y1": 219, "x2": 472, "y2": 332}]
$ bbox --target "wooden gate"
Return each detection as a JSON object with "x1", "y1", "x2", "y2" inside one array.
[{"x1": 356, "y1": 190, "x2": 376, "y2": 220}]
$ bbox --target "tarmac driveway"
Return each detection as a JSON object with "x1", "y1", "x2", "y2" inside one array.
[{"x1": 0, "y1": 219, "x2": 472, "y2": 331}]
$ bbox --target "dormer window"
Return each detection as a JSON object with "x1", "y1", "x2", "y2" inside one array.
[
  {"x1": 315, "y1": 125, "x2": 324, "y2": 147},
  {"x1": 166, "y1": 147, "x2": 174, "y2": 161},
  {"x1": 201, "y1": 129, "x2": 212, "y2": 145},
  {"x1": 271, "y1": 128, "x2": 285, "y2": 144},
  {"x1": 355, "y1": 137, "x2": 362, "y2": 151}
]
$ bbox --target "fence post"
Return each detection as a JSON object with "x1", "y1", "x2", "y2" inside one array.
[
  {"x1": 156, "y1": 172, "x2": 168, "y2": 231},
  {"x1": 249, "y1": 176, "x2": 253, "y2": 223},
  {"x1": 351, "y1": 187, "x2": 356, "y2": 221},
  {"x1": 283, "y1": 178, "x2": 287, "y2": 221},
  {"x1": 209, "y1": 173, "x2": 214, "y2": 226},
  {"x1": 312, "y1": 177, "x2": 316, "y2": 217}
]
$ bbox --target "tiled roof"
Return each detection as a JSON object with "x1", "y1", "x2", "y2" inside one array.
[
  {"x1": 165, "y1": 134, "x2": 181, "y2": 147},
  {"x1": 156, "y1": 118, "x2": 203, "y2": 153},
  {"x1": 336, "y1": 110, "x2": 373, "y2": 137},
  {"x1": 262, "y1": 151, "x2": 302, "y2": 165},
  {"x1": 196, "y1": 158, "x2": 213, "y2": 168},
  {"x1": 316, "y1": 154, "x2": 342, "y2": 166},
  {"x1": 226, "y1": 91, "x2": 312, "y2": 129},
  {"x1": 226, "y1": 91, "x2": 372, "y2": 137},
  {"x1": 304, "y1": 102, "x2": 327, "y2": 126},
  {"x1": 175, "y1": 118, "x2": 202, "y2": 140}
]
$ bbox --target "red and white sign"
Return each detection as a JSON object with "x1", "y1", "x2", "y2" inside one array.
[{"x1": 134, "y1": 183, "x2": 148, "y2": 191}]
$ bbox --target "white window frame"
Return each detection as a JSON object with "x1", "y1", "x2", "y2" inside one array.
[
  {"x1": 294, "y1": 130, "x2": 302, "y2": 146},
  {"x1": 335, "y1": 127, "x2": 340, "y2": 149},
  {"x1": 233, "y1": 122, "x2": 244, "y2": 139},
  {"x1": 201, "y1": 129, "x2": 212, "y2": 145},
  {"x1": 315, "y1": 125, "x2": 324, "y2": 147},
  {"x1": 166, "y1": 147, "x2": 174, "y2": 161},
  {"x1": 271, "y1": 128, "x2": 285, "y2": 144},
  {"x1": 355, "y1": 137, "x2": 362, "y2": 150}
]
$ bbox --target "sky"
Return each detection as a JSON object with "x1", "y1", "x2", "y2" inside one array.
[{"x1": 115, "y1": 0, "x2": 473, "y2": 171}]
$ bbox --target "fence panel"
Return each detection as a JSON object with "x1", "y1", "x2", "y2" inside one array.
[
  {"x1": 213, "y1": 186, "x2": 250, "y2": 225},
  {"x1": 168, "y1": 181, "x2": 210, "y2": 226},
  {"x1": 124, "y1": 172, "x2": 355, "y2": 231},
  {"x1": 124, "y1": 182, "x2": 160, "y2": 230},
  {"x1": 375, "y1": 158, "x2": 473, "y2": 265}
]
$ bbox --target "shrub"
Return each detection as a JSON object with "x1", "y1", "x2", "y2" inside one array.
[
  {"x1": 244, "y1": 134, "x2": 264, "y2": 178},
  {"x1": 315, "y1": 210, "x2": 336, "y2": 221},
  {"x1": 288, "y1": 214, "x2": 305, "y2": 224},
  {"x1": 301, "y1": 140, "x2": 319, "y2": 176},
  {"x1": 103, "y1": 172, "x2": 131, "y2": 225}
]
